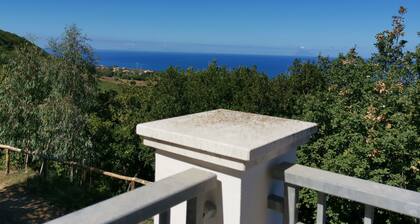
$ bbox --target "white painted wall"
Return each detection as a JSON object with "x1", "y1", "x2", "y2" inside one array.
[
  {"x1": 154, "y1": 151, "x2": 238, "y2": 224},
  {"x1": 153, "y1": 147, "x2": 296, "y2": 224}
]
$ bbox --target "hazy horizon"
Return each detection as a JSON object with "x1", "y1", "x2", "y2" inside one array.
[{"x1": 1, "y1": 1, "x2": 420, "y2": 58}]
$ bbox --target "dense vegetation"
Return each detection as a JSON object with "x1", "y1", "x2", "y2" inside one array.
[{"x1": 0, "y1": 7, "x2": 418, "y2": 223}]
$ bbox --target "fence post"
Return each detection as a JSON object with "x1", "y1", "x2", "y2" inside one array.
[
  {"x1": 70, "y1": 164, "x2": 74, "y2": 183},
  {"x1": 130, "y1": 180, "x2": 135, "y2": 191},
  {"x1": 5, "y1": 148, "x2": 10, "y2": 175},
  {"x1": 24, "y1": 153, "x2": 29, "y2": 173},
  {"x1": 81, "y1": 159, "x2": 87, "y2": 185},
  {"x1": 89, "y1": 169, "x2": 92, "y2": 187},
  {"x1": 40, "y1": 159, "x2": 48, "y2": 178}
]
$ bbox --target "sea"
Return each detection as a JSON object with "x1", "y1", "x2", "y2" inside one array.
[{"x1": 95, "y1": 50, "x2": 316, "y2": 78}]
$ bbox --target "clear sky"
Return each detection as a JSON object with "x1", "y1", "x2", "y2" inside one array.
[{"x1": 1, "y1": 0, "x2": 419, "y2": 57}]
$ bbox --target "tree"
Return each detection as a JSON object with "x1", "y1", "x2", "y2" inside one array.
[
  {"x1": 297, "y1": 7, "x2": 419, "y2": 223},
  {"x1": 0, "y1": 43, "x2": 48, "y2": 154},
  {"x1": 48, "y1": 24, "x2": 97, "y2": 112},
  {"x1": 38, "y1": 25, "x2": 97, "y2": 178},
  {"x1": 0, "y1": 25, "x2": 97, "y2": 178}
]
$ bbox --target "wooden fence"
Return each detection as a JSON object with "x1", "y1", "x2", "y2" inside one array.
[{"x1": 0, "y1": 144, "x2": 151, "y2": 190}]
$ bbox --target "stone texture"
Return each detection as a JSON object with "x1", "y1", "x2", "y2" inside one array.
[{"x1": 137, "y1": 109, "x2": 317, "y2": 163}]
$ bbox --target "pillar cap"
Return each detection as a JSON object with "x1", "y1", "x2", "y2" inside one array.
[{"x1": 137, "y1": 109, "x2": 317, "y2": 170}]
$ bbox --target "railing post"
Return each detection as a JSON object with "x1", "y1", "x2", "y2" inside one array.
[
  {"x1": 284, "y1": 184, "x2": 298, "y2": 224},
  {"x1": 159, "y1": 209, "x2": 171, "y2": 224},
  {"x1": 186, "y1": 193, "x2": 206, "y2": 224},
  {"x1": 364, "y1": 205, "x2": 374, "y2": 224},
  {"x1": 316, "y1": 192, "x2": 327, "y2": 224},
  {"x1": 5, "y1": 148, "x2": 10, "y2": 175}
]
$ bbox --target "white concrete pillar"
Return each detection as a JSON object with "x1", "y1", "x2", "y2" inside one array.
[{"x1": 136, "y1": 109, "x2": 317, "y2": 224}]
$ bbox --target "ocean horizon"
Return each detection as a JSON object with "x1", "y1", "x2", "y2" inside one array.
[{"x1": 94, "y1": 49, "x2": 317, "y2": 78}]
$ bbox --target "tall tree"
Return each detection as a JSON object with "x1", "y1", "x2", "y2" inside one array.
[
  {"x1": 0, "y1": 44, "x2": 48, "y2": 150},
  {"x1": 48, "y1": 24, "x2": 97, "y2": 112},
  {"x1": 0, "y1": 25, "x2": 97, "y2": 175},
  {"x1": 38, "y1": 25, "x2": 97, "y2": 166}
]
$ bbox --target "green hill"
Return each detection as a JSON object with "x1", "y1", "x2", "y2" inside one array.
[
  {"x1": 0, "y1": 29, "x2": 30, "y2": 50},
  {"x1": 0, "y1": 29, "x2": 39, "y2": 64}
]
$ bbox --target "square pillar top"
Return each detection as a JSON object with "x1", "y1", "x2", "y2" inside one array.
[{"x1": 137, "y1": 109, "x2": 317, "y2": 170}]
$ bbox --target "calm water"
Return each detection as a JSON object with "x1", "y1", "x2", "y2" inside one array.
[{"x1": 95, "y1": 50, "x2": 315, "y2": 78}]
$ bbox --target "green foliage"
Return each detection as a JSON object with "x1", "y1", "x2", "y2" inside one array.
[
  {"x1": 88, "y1": 87, "x2": 155, "y2": 186},
  {"x1": 48, "y1": 24, "x2": 97, "y2": 112},
  {"x1": 295, "y1": 7, "x2": 419, "y2": 223},
  {"x1": 0, "y1": 44, "x2": 49, "y2": 149},
  {"x1": 147, "y1": 64, "x2": 275, "y2": 117},
  {"x1": 0, "y1": 25, "x2": 96, "y2": 164},
  {"x1": 38, "y1": 25, "x2": 97, "y2": 162},
  {"x1": 0, "y1": 29, "x2": 31, "y2": 50}
]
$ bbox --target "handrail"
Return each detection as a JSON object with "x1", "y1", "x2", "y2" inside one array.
[
  {"x1": 0, "y1": 144, "x2": 151, "y2": 185},
  {"x1": 46, "y1": 168, "x2": 217, "y2": 224},
  {"x1": 0, "y1": 144, "x2": 26, "y2": 153},
  {"x1": 283, "y1": 164, "x2": 420, "y2": 218},
  {"x1": 271, "y1": 163, "x2": 420, "y2": 224}
]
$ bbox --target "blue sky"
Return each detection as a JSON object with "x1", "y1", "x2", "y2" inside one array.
[{"x1": 1, "y1": 0, "x2": 419, "y2": 57}]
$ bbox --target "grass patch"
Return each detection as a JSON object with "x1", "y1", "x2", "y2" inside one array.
[
  {"x1": 98, "y1": 79, "x2": 125, "y2": 93},
  {"x1": 0, "y1": 169, "x2": 36, "y2": 189}
]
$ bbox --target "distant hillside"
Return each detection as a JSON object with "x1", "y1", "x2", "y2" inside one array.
[
  {"x1": 0, "y1": 29, "x2": 30, "y2": 50},
  {"x1": 0, "y1": 29, "x2": 40, "y2": 64}
]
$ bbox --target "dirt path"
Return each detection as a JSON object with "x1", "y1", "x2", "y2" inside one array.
[{"x1": 0, "y1": 171, "x2": 66, "y2": 224}]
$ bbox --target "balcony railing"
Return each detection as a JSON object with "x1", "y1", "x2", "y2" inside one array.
[
  {"x1": 269, "y1": 163, "x2": 420, "y2": 224},
  {"x1": 46, "y1": 168, "x2": 218, "y2": 224},
  {"x1": 44, "y1": 110, "x2": 420, "y2": 224},
  {"x1": 46, "y1": 163, "x2": 420, "y2": 224}
]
